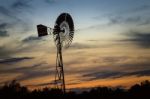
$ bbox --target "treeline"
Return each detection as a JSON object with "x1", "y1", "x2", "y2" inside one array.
[{"x1": 0, "y1": 80, "x2": 150, "y2": 99}]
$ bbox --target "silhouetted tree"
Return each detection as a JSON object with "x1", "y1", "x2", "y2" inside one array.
[
  {"x1": 0, "y1": 80, "x2": 150, "y2": 99},
  {"x1": 128, "y1": 80, "x2": 150, "y2": 98}
]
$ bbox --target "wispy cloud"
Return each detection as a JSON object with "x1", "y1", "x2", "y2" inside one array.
[
  {"x1": 82, "y1": 69, "x2": 150, "y2": 81},
  {"x1": 0, "y1": 23, "x2": 9, "y2": 37},
  {"x1": 0, "y1": 60, "x2": 53, "y2": 84},
  {"x1": 0, "y1": 2, "x2": 37, "y2": 58},
  {"x1": 44, "y1": 0, "x2": 56, "y2": 4},
  {"x1": 0, "y1": 0, "x2": 34, "y2": 37},
  {"x1": 82, "y1": 4, "x2": 150, "y2": 31},
  {"x1": 0, "y1": 6, "x2": 19, "y2": 20},
  {"x1": 0, "y1": 45, "x2": 21, "y2": 58},
  {"x1": 26, "y1": 81, "x2": 54, "y2": 87},
  {"x1": 0, "y1": 57, "x2": 33, "y2": 64},
  {"x1": 70, "y1": 42, "x2": 98, "y2": 49},
  {"x1": 72, "y1": 55, "x2": 150, "y2": 81},
  {"x1": 22, "y1": 35, "x2": 43, "y2": 43},
  {"x1": 11, "y1": 0, "x2": 32, "y2": 9},
  {"x1": 131, "y1": 5, "x2": 150, "y2": 13},
  {"x1": 119, "y1": 32, "x2": 150, "y2": 48},
  {"x1": 107, "y1": 15, "x2": 150, "y2": 26}
]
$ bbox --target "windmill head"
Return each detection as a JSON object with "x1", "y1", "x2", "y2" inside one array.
[
  {"x1": 36, "y1": 13, "x2": 74, "y2": 48},
  {"x1": 53, "y1": 13, "x2": 74, "y2": 48}
]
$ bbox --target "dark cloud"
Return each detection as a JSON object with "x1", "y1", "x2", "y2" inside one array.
[
  {"x1": 0, "y1": 61, "x2": 45, "y2": 75},
  {"x1": 87, "y1": 39, "x2": 101, "y2": 42},
  {"x1": 132, "y1": 5, "x2": 150, "y2": 12},
  {"x1": 29, "y1": 81, "x2": 81, "y2": 87},
  {"x1": 11, "y1": 0, "x2": 31, "y2": 9},
  {"x1": 79, "y1": 15, "x2": 150, "y2": 32},
  {"x1": 0, "y1": 23, "x2": 9, "y2": 37},
  {"x1": 27, "y1": 82, "x2": 55, "y2": 87},
  {"x1": 15, "y1": 63, "x2": 55, "y2": 83},
  {"x1": 0, "y1": 31, "x2": 8, "y2": 37},
  {"x1": 101, "y1": 56, "x2": 128, "y2": 63},
  {"x1": 0, "y1": 2, "x2": 35, "y2": 59},
  {"x1": 0, "y1": 46, "x2": 13, "y2": 58},
  {"x1": 125, "y1": 69, "x2": 150, "y2": 77},
  {"x1": 120, "y1": 32, "x2": 150, "y2": 48},
  {"x1": 44, "y1": 0, "x2": 56, "y2": 4},
  {"x1": 0, "y1": 6, "x2": 14, "y2": 18},
  {"x1": 22, "y1": 36, "x2": 42, "y2": 43},
  {"x1": 82, "y1": 71, "x2": 122, "y2": 80},
  {"x1": 0, "y1": 23, "x2": 8, "y2": 29},
  {"x1": 82, "y1": 69, "x2": 150, "y2": 81},
  {"x1": 15, "y1": 63, "x2": 53, "y2": 81},
  {"x1": 0, "y1": 57, "x2": 34, "y2": 64},
  {"x1": 0, "y1": 7, "x2": 30, "y2": 41},
  {"x1": 0, "y1": 61, "x2": 54, "y2": 84},
  {"x1": 0, "y1": 1, "x2": 33, "y2": 36},
  {"x1": 87, "y1": 4, "x2": 150, "y2": 31},
  {"x1": 109, "y1": 16, "x2": 141, "y2": 25},
  {"x1": 107, "y1": 5, "x2": 150, "y2": 26},
  {"x1": 80, "y1": 56, "x2": 150, "y2": 81},
  {"x1": 107, "y1": 15, "x2": 150, "y2": 26},
  {"x1": 0, "y1": 43, "x2": 25, "y2": 59},
  {"x1": 70, "y1": 42, "x2": 98, "y2": 49},
  {"x1": 0, "y1": 6, "x2": 22, "y2": 22}
]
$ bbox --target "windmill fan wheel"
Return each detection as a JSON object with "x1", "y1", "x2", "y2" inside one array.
[{"x1": 53, "y1": 13, "x2": 74, "y2": 48}]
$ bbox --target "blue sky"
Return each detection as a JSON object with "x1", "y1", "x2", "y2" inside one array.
[{"x1": 0, "y1": 0, "x2": 150, "y2": 89}]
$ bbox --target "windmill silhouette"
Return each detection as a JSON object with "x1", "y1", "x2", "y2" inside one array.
[{"x1": 37, "y1": 13, "x2": 74, "y2": 93}]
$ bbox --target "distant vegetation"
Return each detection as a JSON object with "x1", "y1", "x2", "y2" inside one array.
[{"x1": 0, "y1": 80, "x2": 150, "y2": 99}]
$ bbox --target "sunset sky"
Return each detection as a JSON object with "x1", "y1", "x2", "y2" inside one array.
[{"x1": 0, "y1": 0, "x2": 150, "y2": 90}]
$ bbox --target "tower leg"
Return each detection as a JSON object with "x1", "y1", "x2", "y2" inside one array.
[{"x1": 55, "y1": 36, "x2": 66, "y2": 93}]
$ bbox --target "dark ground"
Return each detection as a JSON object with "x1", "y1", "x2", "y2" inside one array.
[{"x1": 0, "y1": 80, "x2": 150, "y2": 99}]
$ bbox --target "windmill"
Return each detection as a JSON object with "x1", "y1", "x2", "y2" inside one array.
[{"x1": 36, "y1": 13, "x2": 74, "y2": 93}]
